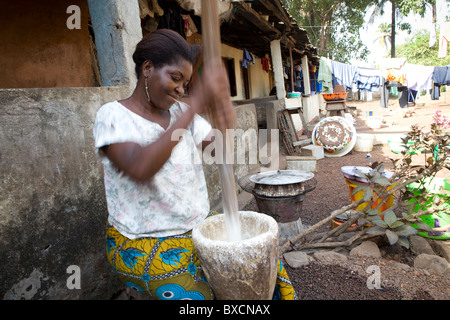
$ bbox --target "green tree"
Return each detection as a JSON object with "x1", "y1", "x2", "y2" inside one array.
[
  {"x1": 396, "y1": 29, "x2": 450, "y2": 66},
  {"x1": 282, "y1": 0, "x2": 374, "y2": 62},
  {"x1": 367, "y1": 0, "x2": 414, "y2": 58},
  {"x1": 368, "y1": 0, "x2": 435, "y2": 57},
  {"x1": 373, "y1": 22, "x2": 392, "y2": 56}
]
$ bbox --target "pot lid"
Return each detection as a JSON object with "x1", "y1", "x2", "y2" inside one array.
[{"x1": 249, "y1": 170, "x2": 314, "y2": 185}]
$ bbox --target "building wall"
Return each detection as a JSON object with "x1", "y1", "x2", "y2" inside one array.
[
  {"x1": 0, "y1": 87, "x2": 132, "y2": 299},
  {"x1": 189, "y1": 34, "x2": 272, "y2": 102},
  {"x1": 0, "y1": 0, "x2": 96, "y2": 88}
]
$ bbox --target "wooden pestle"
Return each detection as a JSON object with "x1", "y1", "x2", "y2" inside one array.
[{"x1": 200, "y1": 0, "x2": 241, "y2": 240}]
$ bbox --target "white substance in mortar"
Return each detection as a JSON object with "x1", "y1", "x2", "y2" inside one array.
[{"x1": 217, "y1": 134, "x2": 243, "y2": 242}]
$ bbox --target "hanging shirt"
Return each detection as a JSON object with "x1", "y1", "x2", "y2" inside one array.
[
  {"x1": 242, "y1": 48, "x2": 254, "y2": 69},
  {"x1": 331, "y1": 60, "x2": 358, "y2": 90},
  {"x1": 318, "y1": 57, "x2": 333, "y2": 93},
  {"x1": 432, "y1": 65, "x2": 450, "y2": 85},
  {"x1": 93, "y1": 101, "x2": 212, "y2": 239}
]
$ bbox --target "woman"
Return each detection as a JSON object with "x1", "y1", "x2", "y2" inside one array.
[{"x1": 94, "y1": 29, "x2": 297, "y2": 300}]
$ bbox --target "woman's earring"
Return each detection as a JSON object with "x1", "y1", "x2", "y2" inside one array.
[{"x1": 144, "y1": 76, "x2": 151, "y2": 102}]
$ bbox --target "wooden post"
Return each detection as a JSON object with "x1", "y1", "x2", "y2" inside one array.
[
  {"x1": 290, "y1": 47, "x2": 294, "y2": 93},
  {"x1": 301, "y1": 55, "x2": 311, "y2": 96}
]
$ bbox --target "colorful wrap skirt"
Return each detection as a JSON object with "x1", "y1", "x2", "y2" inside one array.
[{"x1": 106, "y1": 211, "x2": 298, "y2": 300}]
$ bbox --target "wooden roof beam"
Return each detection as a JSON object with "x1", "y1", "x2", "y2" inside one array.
[
  {"x1": 258, "y1": 0, "x2": 293, "y2": 29},
  {"x1": 234, "y1": 2, "x2": 281, "y2": 38}
]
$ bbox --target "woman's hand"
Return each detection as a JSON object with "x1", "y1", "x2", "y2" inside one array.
[{"x1": 190, "y1": 58, "x2": 236, "y2": 133}]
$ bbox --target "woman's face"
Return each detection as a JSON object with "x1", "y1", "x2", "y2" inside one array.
[{"x1": 147, "y1": 59, "x2": 193, "y2": 110}]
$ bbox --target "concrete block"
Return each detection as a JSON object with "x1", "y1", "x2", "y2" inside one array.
[
  {"x1": 286, "y1": 156, "x2": 317, "y2": 172},
  {"x1": 301, "y1": 145, "x2": 324, "y2": 160}
]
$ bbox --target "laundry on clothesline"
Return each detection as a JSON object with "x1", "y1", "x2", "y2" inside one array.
[{"x1": 354, "y1": 67, "x2": 383, "y2": 92}]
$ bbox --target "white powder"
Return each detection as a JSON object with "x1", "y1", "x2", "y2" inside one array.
[
  {"x1": 217, "y1": 133, "x2": 243, "y2": 242},
  {"x1": 218, "y1": 163, "x2": 243, "y2": 242}
]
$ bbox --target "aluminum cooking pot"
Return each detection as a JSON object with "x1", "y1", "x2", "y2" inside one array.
[{"x1": 248, "y1": 170, "x2": 316, "y2": 197}]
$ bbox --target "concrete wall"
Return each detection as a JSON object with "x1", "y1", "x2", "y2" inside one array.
[
  {"x1": 0, "y1": 87, "x2": 131, "y2": 299},
  {"x1": 0, "y1": 86, "x2": 260, "y2": 299}
]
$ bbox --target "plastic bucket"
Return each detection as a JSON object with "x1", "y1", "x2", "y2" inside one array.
[
  {"x1": 407, "y1": 177, "x2": 450, "y2": 240},
  {"x1": 367, "y1": 116, "x2": 383, "y2": 129},
  {"x1": 345, "y1": 178, "x2": 394, "y2": 213},
  {"x1": 354, "y1": 134, "x2": 374, "y2": 152}
]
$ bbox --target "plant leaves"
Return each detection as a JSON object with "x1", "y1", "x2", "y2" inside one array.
[
  {"x1": 383, "y1": 210, "x2": 397, "y2": 227},
  {"x1": 415, "y1": 221, "x2": 433, "y2": 232},
  {"x1": 394, "y1": 225, "x2": 418, "y2": 237},
  {"x1": 366, "y1": 226, "x2": 387, "y2": 236},
  {"x1": 352, "y1": 185, "x2": 364, "y2": 196},
  {"x1": 385, "y1": 229, "x2": 399, "y2": 245},
  {"x1": 367, "y1": 209, "x2": 379, "y2": 216},
  {"x1": 373, "y1": 218, "x2": 388, "y2": 228},
  {"x1": 371, "y1": 176, "x2": 392, "y2": 185},
  {"x1": 363, "y1": 187, "x2": 374, "y2": 202},
  {"x1": 389, "y1": 220, "x2": 405, "y2": 228},
  {"x1": 397, "y1": 236, "x2": 410, "y2": 249}
]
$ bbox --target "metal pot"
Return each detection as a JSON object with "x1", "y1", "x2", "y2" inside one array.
[
  {"x1": 248, "y1": 170, "x2": 315, "y2": 198},
  {"x1": 238, "y1": 170, "x2": 317, "y2": 223}
]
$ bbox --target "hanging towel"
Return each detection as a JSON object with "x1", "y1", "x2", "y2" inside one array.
[
  {"x1": 331, "y1": 60, "x2": 358, "y2": 90},
  {"x1": 404, "y1": 63, "x2": 434, "y2": 91},
  {"x1": 317, "y1": 57, "x2": 333, "y2": 93},
  {"x1": 355, "y1": 67, "x2": 383, "y2": 92}
]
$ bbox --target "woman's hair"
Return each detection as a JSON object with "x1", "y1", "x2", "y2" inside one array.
[{"x1": 133, "y1": 29, "x2": 193, "y2": 78}]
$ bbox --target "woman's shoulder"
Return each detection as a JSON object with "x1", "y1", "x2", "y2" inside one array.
[
  {"x1": 95, "y1": 101, "x2": 131, "y2": 121},
  {"x1": 97, "y1": 100, "x2": 125, "y2": 114}
]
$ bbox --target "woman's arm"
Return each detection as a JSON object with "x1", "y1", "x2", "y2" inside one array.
[{"x1": 102, "y1": 106, "x2": 196, "y2": 182}]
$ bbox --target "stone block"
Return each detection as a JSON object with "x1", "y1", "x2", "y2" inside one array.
[
  {"x1": 414, "y1": 253, "x2": 449, "y2": 275},
  {"x1": 284, "y1": 251, "x2": 310, "y2": 268},
  {"x1": 301, "y1": 145, "x2": 324, "y2": 160},
  {"x1": 349, "y1": 241, "x2": 382, "y2": 258},
  {"x1": 286, "y1": 156, "x2": 317, "y2": 172},
  {"x1": 410, "y1": 235, "x2": 435, "y2": 256}
]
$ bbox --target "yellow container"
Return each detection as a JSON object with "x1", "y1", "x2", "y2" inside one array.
[{"x1": 345, "y1": 178, "x2": 394, "y2": 213}]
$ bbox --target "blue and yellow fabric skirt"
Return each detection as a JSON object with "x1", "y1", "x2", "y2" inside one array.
[{"x1": 106, "y1": 211, "x2": 298, "y2": 300}]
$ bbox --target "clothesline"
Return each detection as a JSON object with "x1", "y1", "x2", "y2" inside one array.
[{"x1": 317, "y1": 56, "x2": 450, "y2": 101}]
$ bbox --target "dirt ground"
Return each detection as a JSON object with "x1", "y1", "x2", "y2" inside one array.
[{"x1": 244, "y1": 91, "x2": 450, "y2": 300}]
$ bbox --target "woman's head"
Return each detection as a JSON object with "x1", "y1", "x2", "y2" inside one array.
[{"x1": 133, "y1": 29, "x2": 193, "y2": 79}]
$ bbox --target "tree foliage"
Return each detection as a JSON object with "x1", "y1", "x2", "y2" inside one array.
[
  {"x1": 282, "y1": 0, "x2": 374, "y2": 63},
  {"x1": 396, "y1": 29, "x2": 450, "y2": 66}
]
